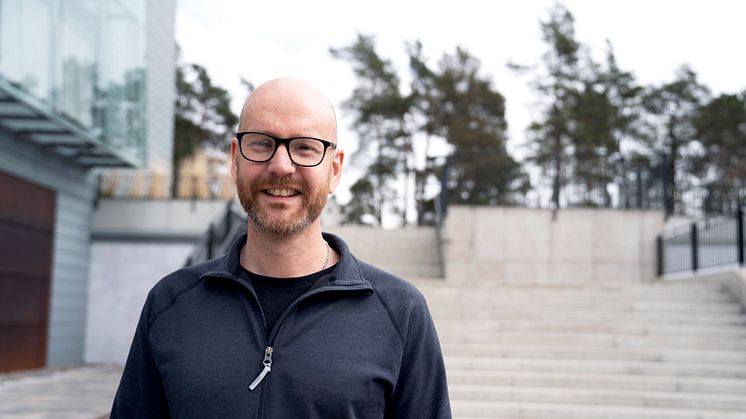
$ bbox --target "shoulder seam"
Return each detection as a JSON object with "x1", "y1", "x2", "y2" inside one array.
[
  {"x1": 149, "y1": 278, "x2": 204, "y2": 328},
  {"x1": 372, "y1": 285, "x2": 407, "y2": 347}
]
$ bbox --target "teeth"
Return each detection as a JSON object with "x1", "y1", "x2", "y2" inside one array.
[{"x1": 266, "y1": 188, "x2": 298, "y2": 197}]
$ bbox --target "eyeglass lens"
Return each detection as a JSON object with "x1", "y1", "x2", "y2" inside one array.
[{"x1": 241, "y1": 133, "x2": 327, "y2": 166}]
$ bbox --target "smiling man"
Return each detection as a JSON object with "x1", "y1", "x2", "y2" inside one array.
[{"x1": 110, "y1": 78, "x2": 451, "y2": 418}]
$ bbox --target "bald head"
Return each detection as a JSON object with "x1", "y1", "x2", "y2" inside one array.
[{"x1": 239, "y1": 77, "x2": 337, "y2": 142}]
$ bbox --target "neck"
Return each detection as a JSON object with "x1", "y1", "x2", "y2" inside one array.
[{"x1": 241, "y1": 221, "x2": 337, "y2": 278}]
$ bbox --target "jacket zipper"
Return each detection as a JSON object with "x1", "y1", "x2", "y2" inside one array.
[
  {"x1": 247, "y1": 284, "x2": 371, "y2": 395},
  {"x1": 213, "y1": 271, "x2": 372, "y2": 418},
  {"x1": 249, "y1": 346, "x2": 273, "y2": 390}
]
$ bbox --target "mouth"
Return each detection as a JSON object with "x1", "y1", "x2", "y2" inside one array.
[{"x1": 263, "y1": 187, "x2": 301, "y2": 197}]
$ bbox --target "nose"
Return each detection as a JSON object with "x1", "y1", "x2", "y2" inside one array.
[{"x1": 267, "y1": 144, "x2": 296, "y2": 176}]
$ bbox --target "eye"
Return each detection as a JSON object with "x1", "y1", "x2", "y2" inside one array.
[
  {"x1": 291, "y1": 138, "x2": 323, "y2": 154},
  {"x1": 245, "y1": 135, "x2": 274, "y2": 150}
]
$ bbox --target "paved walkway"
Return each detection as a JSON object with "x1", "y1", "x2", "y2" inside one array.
[{"x1": 0, "y1": 364, "x2": 122, "y2": 419}]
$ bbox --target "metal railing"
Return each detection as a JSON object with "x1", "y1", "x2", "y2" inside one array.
[
  {"x1": 185, "y1": 200, "x2": 247, "y2": 266},
  {"x1": 433, "y1": 190, "x2": 447, "y2": 279},
  {"x1": 96, "y1": 173, "x2": 236, "y2": 201},
  {"x1": 657, "y1": 208, "x2": 745, "y2": 276}
]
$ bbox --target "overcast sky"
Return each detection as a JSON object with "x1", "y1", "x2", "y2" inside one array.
[{"x1": 175, "y1": 0, "x2": 746, "y2": 204}]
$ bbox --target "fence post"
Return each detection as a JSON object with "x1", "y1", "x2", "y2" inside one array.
[
  {"x1": 737, "y1": 207, "x2": 744, "y2": 266},
  {"x1": 93, "y1": 172, "x2": 102, "y2": 209},
  {"x1": 636, "y1": 165, "x2": 643, "y2": 209},
  {"x1": 190, "y1": 176, "x2": 198, "y2": 212},
  {"x1": 207, "y1": 223, "x2": 215, "y2": 260},
  {"x1": 690, "y1": 222, "x2": 698, "y2": 272},
  {"x1": 440, "y1": 158, "x2": 450, "y2": 218},
  {"x1": 656, "y1": 235, "x2": 663, "y2": 277}
]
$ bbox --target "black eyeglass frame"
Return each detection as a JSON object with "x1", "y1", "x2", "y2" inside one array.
[{"x1": 235, "y1": 131, "x2": 337, "y2": 168}]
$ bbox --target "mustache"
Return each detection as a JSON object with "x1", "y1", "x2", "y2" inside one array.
[{"x1": 249, "y1": 174, "x2": 305, "y2": 193}]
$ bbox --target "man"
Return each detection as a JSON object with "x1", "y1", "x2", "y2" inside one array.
[{"x1": 111, "y1": 78, "x2": 451, "y2": 418}]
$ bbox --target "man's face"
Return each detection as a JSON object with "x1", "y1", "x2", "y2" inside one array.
[
  {"x1": 234, "y1": 154, "x2": 333, "y2": 236},
  {"x1": 231, "y1": 82, "x2": 343, "y2": 237}
]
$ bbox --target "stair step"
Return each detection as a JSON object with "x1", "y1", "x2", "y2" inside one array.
[
  {"x1": 434, "y1": 320, "x2": 746, "y2": 338},
  {"x1": 451, "y1": 400, "x2": 746, "y2": 419},
  {"x1": 442, "y1": 343, "x2": 746, "y2": 364},
  {"x1": 421, "y1": 287, "x2": 732, "y2": 300},
  {"x1": 429, "y1": 301, "x2": 743, "y2": 314},
  {"x1": 445, "y1": 356, "x2": 746, "y2": 379},
  {"x1": 449, "y1": 384, "x2": 746, "y2": 411},
  {"x1": 438, "y1": 331, "x2": 746, "y2": 350},
  {"x1": 447, "y1": 370, "x2": 746, "y2": 395},
  {"x1": 431, "y1": 310, "x2": 746, "y2": 326}
]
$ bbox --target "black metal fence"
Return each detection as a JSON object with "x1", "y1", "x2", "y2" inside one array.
[
  {"x1": 657, "y1": 208, "x2": 745, "y2": 276},
  {"x1": 185, "y1": 200, "x2": 247, "y2": 266}
]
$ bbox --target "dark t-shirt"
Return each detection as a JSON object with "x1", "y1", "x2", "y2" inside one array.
[{"x1": 241, "y1": 265, "x2": 335, "y2": 334}]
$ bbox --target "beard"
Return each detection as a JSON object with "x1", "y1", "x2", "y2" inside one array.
[{"x1": 236, "y1": 165, "x2": 329, "y2": 237}]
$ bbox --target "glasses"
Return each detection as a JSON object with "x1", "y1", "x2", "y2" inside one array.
[{"x1": 236, "y1": 132, "x2": 337, "y2": 167}]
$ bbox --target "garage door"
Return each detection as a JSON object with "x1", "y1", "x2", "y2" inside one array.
[{"x1": 0, "y1": 170, "x2": 55, "y2": 372}]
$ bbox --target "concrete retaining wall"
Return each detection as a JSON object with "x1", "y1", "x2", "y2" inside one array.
[
  {"x1": 444, "y1": 206, "x2": 664, "y2": 282},
  {"x1": 85, "y1": 240, "x2": 194, "y2": 364},
  {"x1": 324, "y1": 226, "x2": 440, "y2": 279},
  {"x1": 92, "y1": 199, "x2": 229, "y2": 238}
]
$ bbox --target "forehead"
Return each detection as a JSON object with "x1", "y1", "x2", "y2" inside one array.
[
  {"x1": 240, "y1": 82, "x2": 336, "y2": 139},
  {"x1": 245, "y1": 108, "x2": 327, "y2": 138}
]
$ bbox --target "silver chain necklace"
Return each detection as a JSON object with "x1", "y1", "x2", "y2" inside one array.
[
  {"x1": 241, "y1": 240, "x2": 331, "y2": 272},
  {"x1": 320, "y1": 240, "x2": 331, "y2": 270}
]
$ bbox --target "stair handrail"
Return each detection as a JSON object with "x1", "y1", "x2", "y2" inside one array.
[
  {"x1": 657, "y1": 206, "x2": 744, "y2": 276},
  {"x1": 184, "y1": 200, "x2": 247, "y2": 266}
]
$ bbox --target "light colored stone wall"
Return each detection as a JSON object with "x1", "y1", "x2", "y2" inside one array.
[
  {"x1": 93, "y1": 199, "x2": 229, "y2": 237},
  {"x1": 85, "y1": 241, "x2": 194, "y2": 364},
  {"x1": 444, "y1": 206, "x2": 665, "y2": 282},
  {"x1": 324, "y1": 226, "x2": 440, "y2": 279}
]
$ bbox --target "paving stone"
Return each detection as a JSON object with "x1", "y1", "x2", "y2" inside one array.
[{"x1": 0, "y1": 365, "x2": 122, "y2": 419}]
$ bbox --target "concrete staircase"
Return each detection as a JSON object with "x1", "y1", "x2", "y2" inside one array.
[{"x1": 413, "y1": 279, "x2": 746, "y2": 419}]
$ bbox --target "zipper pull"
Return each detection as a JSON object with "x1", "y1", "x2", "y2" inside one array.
[{"x1": 249, "y1": 347, "x2": 273, "y2": 391}]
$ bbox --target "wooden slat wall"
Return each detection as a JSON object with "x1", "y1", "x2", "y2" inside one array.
[{"x1": 0, "y1": 170, "x2": 55, "y2": 371}]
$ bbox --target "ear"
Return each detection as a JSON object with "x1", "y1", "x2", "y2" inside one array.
[
  {"x1": 327, "y1": 147, "x2": 344, "y2": 194},
  {"x1": 230, "y1": 137, "x2": 239, "y2": 179}
]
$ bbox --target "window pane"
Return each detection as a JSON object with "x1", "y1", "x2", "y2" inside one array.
[{"x1": 0, "y1": 0, "x2": 53, "y2": 101}]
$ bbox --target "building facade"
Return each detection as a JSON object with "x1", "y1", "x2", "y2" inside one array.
[{"x1": 0, "y1": 0, "x2": 175, "y2": 372}]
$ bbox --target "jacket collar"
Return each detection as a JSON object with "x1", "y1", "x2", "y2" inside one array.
[{"x1": 201, "y1": 231, "x2": 372, "y2": 291}]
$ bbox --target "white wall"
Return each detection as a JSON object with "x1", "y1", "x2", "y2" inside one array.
[
  {"x1": 85, "y1": 241, "x2": 194, "y2": 364},
  {"x1": 86, "y1": 198, "x2": 230, "y2": 364},
  {"x1": 444, "y1": 206, "x2": 664, "y2": 282},
  {"x1": 93, "y1": 199, "x2": 229, "y2": 237}
]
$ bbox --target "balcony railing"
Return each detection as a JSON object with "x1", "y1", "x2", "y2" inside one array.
[{"x1": 96, "y1": 174, "x2": 236, "y2": 201}]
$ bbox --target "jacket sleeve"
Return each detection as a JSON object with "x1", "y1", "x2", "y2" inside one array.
[
  {"x1": 110, "y1": 291, "x2": 170, "y2": 418},
  {"x1": 386, "y1": 292, "x2": 452, "y2": 418}
]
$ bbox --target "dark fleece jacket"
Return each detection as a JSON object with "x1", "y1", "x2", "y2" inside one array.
[{"x1": 111, "y1": 232, "x2": 451, "y2": 419}]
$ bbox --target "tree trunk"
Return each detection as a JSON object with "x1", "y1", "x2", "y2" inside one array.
[{"x1": 552, "y1": 131, "x2": 562, "y2": 210}]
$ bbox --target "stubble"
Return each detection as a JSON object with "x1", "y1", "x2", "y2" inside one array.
[{"x1": 236, "y1": 164, "x2": 328, "y2": 237}]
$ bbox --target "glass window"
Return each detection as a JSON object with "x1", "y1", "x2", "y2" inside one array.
[
  {"x1": 57, "y1": 0, "x2": 98, "y2": 128},
  {"x1": 0, "y1": 0, "x2": 53, "y2": 101},
  {"x1": 0, "y1": 0, "x2": 148, "y2": 166}
]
